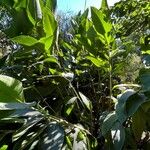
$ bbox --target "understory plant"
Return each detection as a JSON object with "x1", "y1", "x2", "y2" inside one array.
[{"x1": 0, "y1": 0, "x2": 150, "y2": 149}]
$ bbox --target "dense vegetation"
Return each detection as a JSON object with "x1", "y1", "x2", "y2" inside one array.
[{"x1": 0, "y1": 0, "x2": 150, "y2": 149}]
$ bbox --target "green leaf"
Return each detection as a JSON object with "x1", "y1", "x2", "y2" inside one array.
[
  {"x1": 44, "y1": 55, "x2": 59, "y2": 65},
  {"x1": 86, "y1": 56, "x2": 105, "y2": 67},
  {"x1": 0, "y1": 75, "x2": 25, "y2": 102},
  {"x1": 43, "y1": 7, "x2": 57, "y2": 37},
  {"x1": 13, "y1": 0, "x2": 27, "y2": 11},
  {"x1": 126, "y1": 93, "x2": 146, "y2": 117},
  {"x1": 0, "y1": 145, "x2": 8, "y2": 150},
  {"x1": 39, "y1": 122, "x2": 64, "y2": 150},
  {"x1": 101, "y1": 0, "x2": 109, "y2": 10},
  {"x1": 102, "y1": 111, "x2": 117, "y2": 136},
  {"x1": 139, "y1": 68, "x2": 150, "y2": 91},
  {"x1": 79, "y1": 92, "x2": 92, "y2": 111},
  {"x1": 45, "y1": 0, "x2": 57, "y2": 11},
  {"x1": 132, "y1": 107, "x2": 146, "y2": 141},
  {"x1": 11, "y1": 35, "x2": 38, "y2": 46},
  {"x1": 116, "y1": 89, "x2": 135, "y2": 123},
  {"x1": 26, "y1": 0, "x2": 36, "y2": 25},
  {"x1": 39, "y1": 36, "x2": 54, "y2": 54},
  {"x1": 141, "y1": 100, "x2": 150, "y2": 112},
  {"x1": 0, "y1": 102, "x2": 35, "y2": 110},
  {"x1": 65, "y1": 97, "x2": 77, "y2": 116},
  {"x1": 111, "y1": 121, "x2": 125, "y2": 150},
  {"x1": 91, "y1": 7, "x2": 112, "y2": 35}
]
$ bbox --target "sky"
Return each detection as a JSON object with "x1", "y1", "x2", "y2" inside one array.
[{"x1": 57, "y1": 0, "x2": 120, "y2": 13}]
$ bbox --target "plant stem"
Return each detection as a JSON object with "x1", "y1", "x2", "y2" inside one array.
[{"x1": 109, "y1": 51, "x2": 112, "y2": 111}]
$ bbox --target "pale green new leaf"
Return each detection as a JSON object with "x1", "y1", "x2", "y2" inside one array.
[
  {"x1": 11, "y1": 35, "x2": 38, "y2": 46},
  {"x1": 39, "y1": 36, "x2": 53, "y2": 54},
  {"x1": 44, "y1": 55, "x2": 59, "y2": 64},
  {"x1": 86, "y1": 56, "x2": 105, "y2": 67},
  {"x1": 43, "y1": 7, "x2": 57, "y2": 37},
  {"x1": 0, "y1": 145, "x2": 8, "y2": 150}
]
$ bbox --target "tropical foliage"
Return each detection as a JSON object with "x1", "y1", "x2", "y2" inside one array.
[{"x1": 0, "y1": 0, "x2": 150, "y2": 149}]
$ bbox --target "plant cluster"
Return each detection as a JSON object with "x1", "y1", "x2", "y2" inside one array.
[{"x1": 0, "y1": 0, "x2": 150, "y2": 149}]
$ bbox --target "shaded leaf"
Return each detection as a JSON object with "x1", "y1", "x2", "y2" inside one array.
[
  {"x1": 111, "y1": 121, "x2": 125, "y2": 150},
  {"x1": 102, "y1": 111, "x2": 117, "y2": 136},
  {"x1": 116, "y1": 89, "x2": 135, "y2": 123},
  {"x1": 132, "y1": 107, "x2": 146, "y2": 141}
]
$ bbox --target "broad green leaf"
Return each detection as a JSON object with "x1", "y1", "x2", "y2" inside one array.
[
  {"x1": 91, "y1": 7, "x2": 105, "y2": 35},
  {"x1": 39, "y1": 36, "x2": 53, "y2": 54},
  {"x1": 79, "y1": 92, "x2": 92, "y2": 111},
  {"x1": 116, "y1": 89, "x2": 135, "y2": 123},
  {"x1": 11, "y1": 35, "x2": 38, "y2": 46},
  {"x1": 0, "y1": 102, "x2": 35, "y2": 110},
  {"x1": 91, "y1": 7, "x2": 112, "y2": 35},
  {"x1": 46, "y1": 0, "x2": 57, "y2": 11},
  {"x1": 43, "y1": 7, "x2": 57, "y2": 37},
  {"x1": 26, "y1": 0, "x2": 36, "y2": 25},
  {"x1": 86, "y1": 56, "x2": 105, "y2": 67},
  {"x1": 0, "y1": 75, "x2": 25, "y2": 102},
  {"x1": 126, "y1": 93, "x2": 146, "y2": 117},
  {"x1": 111, "y1": 121, "x2": 125, "y2": 150},
  {"x1": 139, "y1": 68, "x2": 150, "y2": 91},
  {"x1": 102, "y1": 111, "x2": 117, "y2": 136},
  {"x1": 132, "y1": 107, "x2": 146, "y2": 141},
  {"x1": 39, "y1": 122, "x2": 64, "y2": 150},
  {"x1": 141, "y1": 100, "x2": 150, "y2": 112}
]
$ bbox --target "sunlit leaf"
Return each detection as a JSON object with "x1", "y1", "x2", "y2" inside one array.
[
  {"x1": 0, "y1": 75, "x2": 25, "y2": 102},
  {"x1": 11, "y1": 35, "x2": 38, "y2": 46},
  {"x1": 86, "y1": 56, "x2": 105, "y2": 67},
  {"x1": 79, "y1": 92, "x2": 92, "y2": 111}
]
